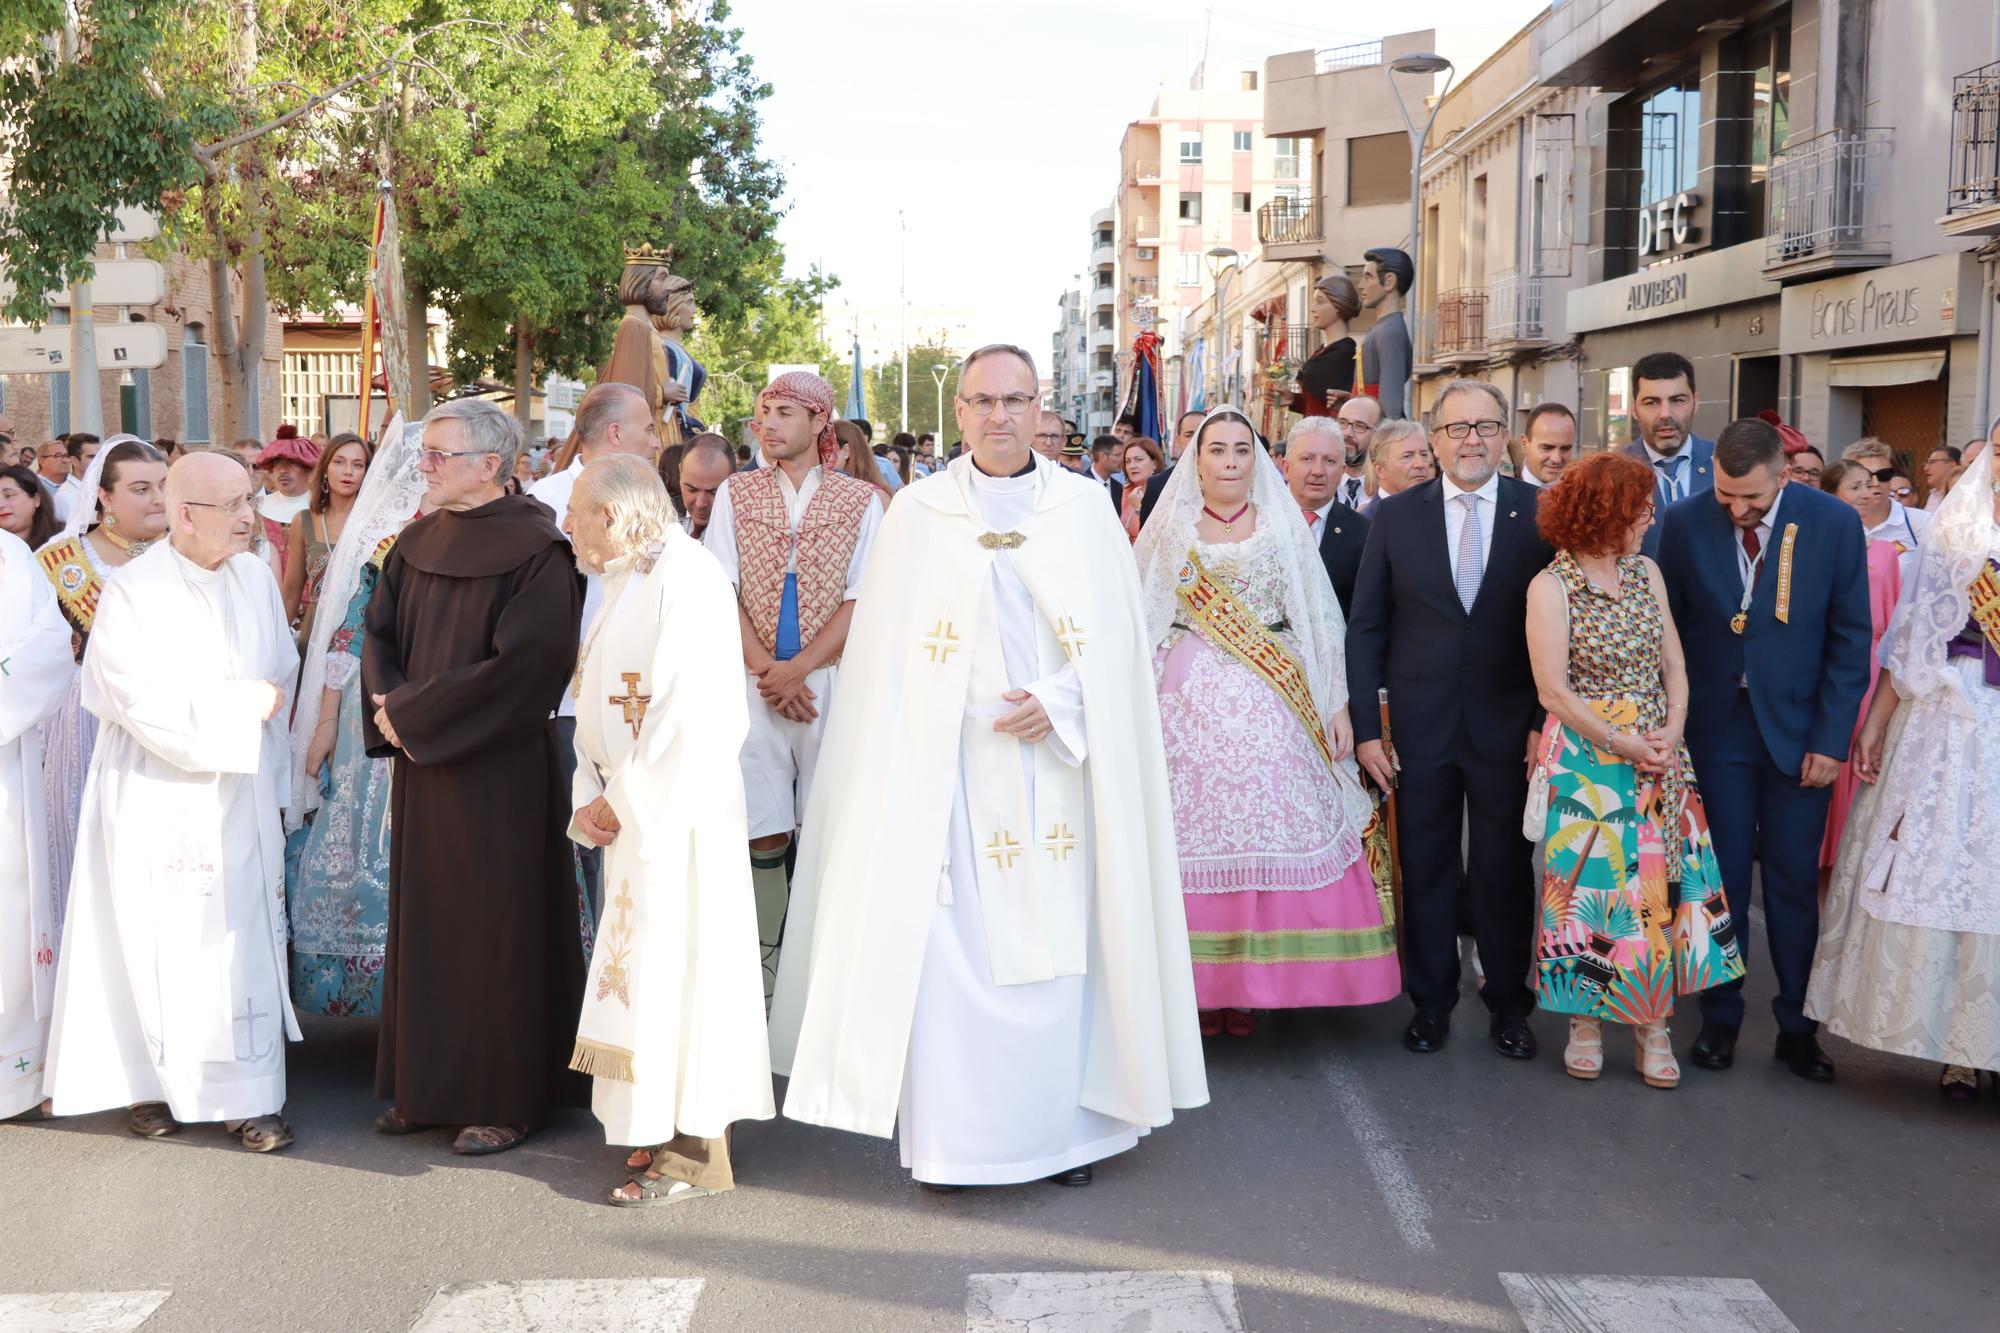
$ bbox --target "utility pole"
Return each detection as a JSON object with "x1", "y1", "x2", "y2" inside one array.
[
  {"x1": 58, "y1": 11, "x2": 104, "y2": 436},
  {"x1": 899, "y1": 211, "x2": 909, "y2": 435}
]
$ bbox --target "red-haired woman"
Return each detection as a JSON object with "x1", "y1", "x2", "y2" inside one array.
[{"x1": 1524, "y1": 452, "x2": 1744, "y2": 1088}]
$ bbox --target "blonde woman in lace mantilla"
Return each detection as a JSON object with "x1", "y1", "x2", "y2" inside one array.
[{"x1": 1135, "y1": 407, "x2": 1396, "y2": 1038}]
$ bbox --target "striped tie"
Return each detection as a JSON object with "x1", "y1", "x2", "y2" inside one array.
[
  {"x1": 1655, "y1": 456, "x2": 1682, "y2": 505},
  {"x1": 1455, "y1": 493, "x2": 1483, "y2": 613}
]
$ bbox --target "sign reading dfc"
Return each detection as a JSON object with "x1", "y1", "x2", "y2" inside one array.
[{"x1": 1637, "y1": 192, "x2": 1701, "y2": 258}]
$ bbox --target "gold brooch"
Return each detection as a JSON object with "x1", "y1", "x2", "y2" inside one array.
[{"x1": 979, "y1": 531, "x2": 1026, "y2": 550}]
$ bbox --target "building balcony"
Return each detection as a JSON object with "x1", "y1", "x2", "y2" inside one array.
[
  {"x1": 1256, "y1": 198, "x2": 1324, "y2": 262},
  {"x1": 1432, "y1": 289, "x2": 1489, "y2": 364},
  {"x1": 1131, "y1": 159, "x2": 1163, "y2": 184},
  {"x1": 1764, "y1": 128, "x2": 1895, "y2": 280},
  {"x1": 1092, "y1": 369, "x2": 1116, "y2": 389},
  {"x1": 1485, "y1": 271, "x2": 1546, "y2": 352},
  {"x1": 1943, "y1": 60, "x2": 2000, "y2": 237},
  {"x1": 1129, "y1": 277, "x2": 1160, "y2": 303},
  {"x1": 1091, "y1": 280, "x2": 1115, "y2": 310},
  {"x1": 1091, "y1": 242, "x2": 1116, "y2": 270},
  {"x1": 1089, "y1": 326, "x2": 1116, "y2": 353},
  {"x1": 1314, "y1": 40, "x2": 1382, "y2": 74}
]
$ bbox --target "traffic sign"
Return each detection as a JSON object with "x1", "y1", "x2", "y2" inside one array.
[
  {"x1": 0, "y1": 322, "x2": 168, "y2": 375},
  {"x1": 0, "y1": 259, "x2": 166, "y2": 309},
  {"x1": 106, "y1": 206, "x2": 160, "y2": 244}
]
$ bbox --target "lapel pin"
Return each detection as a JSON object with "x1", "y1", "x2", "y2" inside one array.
[{"x1": 1508, "y1": 510, "x2": 1518, "y2": 519}]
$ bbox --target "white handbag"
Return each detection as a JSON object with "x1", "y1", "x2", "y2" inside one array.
[{"x1": 1522, "y1": 758, "x2": 1551, "y2": 842}]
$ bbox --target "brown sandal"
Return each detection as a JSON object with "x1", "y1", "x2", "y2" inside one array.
[
  {"x1": 235, "y1": 1115, "x2": 294, "y2": 1153},
  {"x1": 374, "y1": 1107, "x2": 435, "y2": 1136},
  {"x1": 128, "y1": 1102, "x2": 181, "y2": 1139},
  {"x1": 453, "y1": 1123, "x2": 530, "y2": 1156}
]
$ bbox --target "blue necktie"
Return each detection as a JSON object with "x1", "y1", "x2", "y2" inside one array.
[
  {"x1": 1454, "y1": 494, "x2": 1484, "y2": 613},
  {"x1": 1654, "y1": 456, "x2": 1683, "y2": 505}
]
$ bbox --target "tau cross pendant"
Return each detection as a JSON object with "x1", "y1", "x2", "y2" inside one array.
[{"x1": 610, "y1": 672, "x2": 652, "y2": 739}]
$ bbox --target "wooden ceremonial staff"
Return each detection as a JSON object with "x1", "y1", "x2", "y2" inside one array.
[{"x1": 1378, "y1": 687, "x2": 1405, "y2": 964}]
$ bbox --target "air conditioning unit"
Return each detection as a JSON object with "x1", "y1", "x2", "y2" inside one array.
[{"x1": 1136, "y1": 247, "x2": 1157, "y2": 261}]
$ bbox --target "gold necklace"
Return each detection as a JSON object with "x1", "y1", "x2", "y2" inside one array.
[{"x1": 94, "y1": 525, "x2": 153, "y2": 559}]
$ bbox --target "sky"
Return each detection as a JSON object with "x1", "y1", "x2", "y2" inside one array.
[{"x1": 724, "y1": 0, "x2": 1546, "y2": 367}]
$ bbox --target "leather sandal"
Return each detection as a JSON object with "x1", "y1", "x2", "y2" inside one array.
[
  {"x1": 235, "y1": 1115, "x2": 294, "y2": 1153},
  {"x1": 607, "y1": 1171, "x2": 716, "y2": 1208},
  {"x1": 1636, "y1": 1021, "x2": 1680, "y2": 1089},
  {"x1": 128, "y1": 1102, "x2": 181, "y2": 1139},
  {"x1": 1563, "y1": 1018, "x2": 1603, "y2": 1080},
  {"x1": 453, "y1": 1123, "x2": 530, "y2": 1156},
  {"x1": 373, "y1": 1107, "x2": 435, "y2": 1136}
]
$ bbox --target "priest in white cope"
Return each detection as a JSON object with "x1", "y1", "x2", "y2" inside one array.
[
  {"x1": 0, "y1": 529, "x2": 75, "y2": 1120},
  {"x1": 44, "y1": 452, "x2": 301, "y2": 1152},
  {"x1": 561, "y1": 457, "x2": 774, "y2": 1206},
  {"x1": 771, "y1": 344, "x2": 1207, "y2": 1190}
]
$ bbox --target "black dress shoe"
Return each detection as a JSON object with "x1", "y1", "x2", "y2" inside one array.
[
  {"x1": 1775, "y1": 1031, "x2": 1836, "y2": 1083},
  {"x1": 1490, "y1": 1012, "x2": 1537, "y2": 1060},
  {"x1": 1047, "y1": 1165, "x2": 1092, "y2": 1187},
  {"x1": 921, "y1": 1181, "x2": 966, "y2": 1194},
  {"x1": 1689, "y1": 1023, "x2": 1738, "y2": 1071},
  {"x1": 1403, "y1": 1012, "x2": 1449, "y2": 1054}
]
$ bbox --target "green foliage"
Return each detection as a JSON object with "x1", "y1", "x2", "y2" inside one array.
[
  {"x1": 0, "y1": 2, "x2": 225, "y2": 324},
  {"x1": 865, "y1": 337, "x2": 964, "y2": 441},
  {"x1": 687, "y1": 261, "x2": 841, "y2": 434}
]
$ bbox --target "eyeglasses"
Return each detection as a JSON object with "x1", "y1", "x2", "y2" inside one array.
[
  {"x1": 419, "y1": 447, "x2": 497, "y2": 469},
  {"x1": 183, "y1": 495, "x2": 254, "y2": 516},
  {"x1": 1862, "y1": 467, "x2": 1897, "y2": 484},
  {"x1": 1337, "y1": 420, "x2": 1371, "y2": 434},
  {"x1": 1031, "y1": 432, "x2": 1064, "y2": 445},
  {"x1": 1437, "y1": 421, "x2": 1508, "y2": 441},
  {"x1": 959, "y1": 393, "x2": 1038, "y2": 417},
  {"x1": 1888, "y1": 485, "x2": 1914, "y2": 499}
]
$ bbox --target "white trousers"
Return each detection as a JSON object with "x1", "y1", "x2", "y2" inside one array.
[{"x1": 739, "y1": 665, "x2": 836, "y2": 839}]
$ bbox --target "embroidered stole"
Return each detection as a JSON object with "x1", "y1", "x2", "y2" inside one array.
[
  {"x1": 1972, "y1": 560, "x2": 2000, "y2": 657},
  {"x1": 37, "y1": 536, "x2": 104, "y2": 653},
  {"x1": 1175, "y1": 549, "x2": 1333, "y2": 769}
]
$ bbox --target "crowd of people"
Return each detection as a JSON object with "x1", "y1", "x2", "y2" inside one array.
[{"x1": 0, "y1": 337, "x2": 1994, "y2": 1212}]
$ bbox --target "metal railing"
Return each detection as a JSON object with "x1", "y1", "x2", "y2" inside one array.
[
  {"x1": 1129, "y1": 277, "x2": 1160, "y2": 301},
  {"x1": 1131, "y1": 159, "x2": 1162, "y2": 181},
  {"x1": 1258, "y1": 323, "x2": 1313, "y2": 364},
  {"x1": 1948, "y1": 60, "x2": 2000, "y2": 215},
  {"x1": 1434, "y1": 289, "x2": 1488, "y2": 357},
  {"x1": 1256, "y1": 198, "x2": 1323, "y2": 246},
  {"x1": 1316, "y1": 40, "x2": 1383, "y2": 74},
  {"x1": 1765, "y1": 128, "x2": 1894, "y2": 268},
  {"x1": 1486, "y1": 270, "x2": 1545, "y2": 344}
]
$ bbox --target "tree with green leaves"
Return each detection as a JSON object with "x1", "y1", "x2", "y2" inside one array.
[
  {"x1": 686, "y1": 260, "x2": 841, "y2": 440},
  {"x1": 866, "y1": 337, "x2": 964, "y2": 443}
]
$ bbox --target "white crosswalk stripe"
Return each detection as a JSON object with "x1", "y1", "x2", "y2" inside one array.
[
  {"x1": 407, "y1": 1279, "x2": 704, "y2": 1332},
  {"x1": 965, "y1": 1271, "x2": 1244, "y2": 1333},
  {"x1": 1501, "y1": 1274, "x2": 1800, "y2": 1333},
  {"x1": 0, "y1": 1291, "x2": 170, "y2": 1332}
]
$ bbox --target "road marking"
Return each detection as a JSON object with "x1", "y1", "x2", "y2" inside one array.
[
  {"x1": 408, "y1": 1279, "x2": 703, "y2": 1332},
  {"x1": 1325, "y1": 1055, "x2": 1436, "y2": 1251},
  {"x1": 1500, "y1": 1274, "x2": 1800, "y2": 1332},
  {"x1": 0, "y1": 1291, "x2": 170, "y2": 1332},
  {"x1": 966, "y1": 1271, "x2": 1243, "y2": 1332}
]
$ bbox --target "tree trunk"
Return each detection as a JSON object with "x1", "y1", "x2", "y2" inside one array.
[
  {"x1": 405, "y1": 279, "x2": 432, "y2": 417},
  {"x1": 513, "y1": 317, "x2": 535, "y2": 437},
  {"x1": 200, "y1": 0, "x2": 271, "y2": 446}
]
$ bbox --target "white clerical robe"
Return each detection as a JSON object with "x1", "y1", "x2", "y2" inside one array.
[
  {"x1": 45, "y1": 543, "x2": 301, "y2": 1123},
  {"x1": 0, "y1": 531, "x2": 77, "y2": 1118},
  {"x1": 772, "y1": 454, "x2": 1207, "y2": 1184},
  {"x1": 569, "y1": 529, "x2": 776, "y2": 1146}
]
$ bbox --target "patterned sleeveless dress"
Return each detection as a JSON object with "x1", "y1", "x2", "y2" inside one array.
[{"x1": 1533, "y1": 552, "x2": 1744, "y2": 1024}]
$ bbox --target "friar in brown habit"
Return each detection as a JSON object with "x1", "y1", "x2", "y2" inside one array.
[{"x1": 361, "y1": 398, "x2": 588, "y2": 1156}]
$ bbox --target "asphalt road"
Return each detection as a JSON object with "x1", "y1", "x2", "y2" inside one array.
[{"x1": 1, "y1": 956, "x2": 1995, "y2": 1332}]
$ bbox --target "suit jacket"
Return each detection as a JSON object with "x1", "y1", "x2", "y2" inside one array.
[
  {"x1": 1623, "y1": 436, "x2": 1714, "y2": 557},
  {"x1": 1095, "y1": 472, "x2": 1124, "y2": 512},
  {"x1": 1346, "y1": 476, "x2": 1554, "y2": 764},
  {"x1": 1656, "y1": 483, "x2": 1872, "y2": 776},
  {"x1": 1137, "y1": 467, "x2": 1172, "y2": 525},
  {"x1": 1313, "y1": 500, "x2": 1369, "y2": 619}
]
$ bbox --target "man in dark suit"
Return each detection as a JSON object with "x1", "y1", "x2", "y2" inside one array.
[
  {"x1": 1282, "y1": 416, "x2": 1369, "y2": 616},
  {"x1": 1138, "y1": 409, "x2": 1208, "y2": 526},
  {"x1": 1621, "y1": 351, "x2": 1715, "y2": 556},
  {"x1": 1656, "y1": 416, "x2": 1871, "y2": 1082},
  {"x1": 1349, "y1": 379, "x2": 1554, "y2": 1059},
  {"x1": 1086, "y1": 435, "x2": 1124, "y2": 511}
]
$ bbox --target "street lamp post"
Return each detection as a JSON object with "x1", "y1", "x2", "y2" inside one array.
[
  {"x1": 1387, "y1": 52, "x2": 1456, "y2": 422},
  {"x1": 1205, "y1": 245, "x2": 1241, "y2": 407},
  {"x1": 899, "y1": 211, "x2": 910, "y2": 436},
  {"x1": 930, "y1": 362, "x2": 948, "y2": 459}
]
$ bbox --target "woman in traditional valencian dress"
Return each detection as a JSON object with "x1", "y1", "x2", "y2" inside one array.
[
  {"x1": 34, "y1": 436, "x2": 168, "y2": 927},
  {"x1": 285, "y1": 421, "x2": 426, "y2": 1018},
  {"x1": 283, "y1": 431, "x2": 372, "y2": 650},
  {"x1": 1134, "y1": 406, "x2": 1397, "y2": 1037},
  {"x1": 1524, "y1": 452, "x2": 1743, "y2": 1089},
  {"x1": 1808, "y1": 425, "x2": 2000, "y2": 1101}
]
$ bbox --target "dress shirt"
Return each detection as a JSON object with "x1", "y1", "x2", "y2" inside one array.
[
  {"x1": 1441, "y1": 471, "x2": 1501, "y2": 576},
  {"x1": 1643, "y1": 441, "x2": 1693, "y2": 503},
  {"x1": 1336, "y1": 474, "x2": 1366, "y2": 509},
  {"x1": 1519, "y1": 465, "x2": 1550, "y2": 489}
]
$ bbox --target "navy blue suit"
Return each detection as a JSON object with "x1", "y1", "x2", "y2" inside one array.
[
  {"x1": 1624, "y1": 436, "x2": 1715, "y2": 557},
  {"x1": 1347, "y1": 476, "x2": 1554, "y2": 1018},
  {"x1": 1656, "y1": 483, "x2": 1871, "y2": 1035}
]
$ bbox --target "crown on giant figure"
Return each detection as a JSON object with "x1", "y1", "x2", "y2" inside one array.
[{"x1": 623, "y1": 243, "x2": 671, "y2": 268}]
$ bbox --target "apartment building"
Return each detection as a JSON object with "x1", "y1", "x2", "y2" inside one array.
[
  {"x1": 1048, "y1": 284, "x2": 1090, "y2": 429},
  {"x1": 1539, "y1": 0, "x2": 2000, "y2": 462}
]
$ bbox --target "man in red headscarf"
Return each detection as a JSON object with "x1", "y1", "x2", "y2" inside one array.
[
  {"x1": 255, "y1": 426, "x2": 321, "y2": 579},
  {"x1": 701, "y1": 371, "x2": 884, "y2": 1002}
]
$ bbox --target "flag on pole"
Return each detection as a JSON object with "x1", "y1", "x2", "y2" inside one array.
[
  {"x1": 1118, "y1": 330, "x2": 1163, "y2": 444},
  {"x1": 844, "y1": 337, "x2": 866, "y2": 420}
]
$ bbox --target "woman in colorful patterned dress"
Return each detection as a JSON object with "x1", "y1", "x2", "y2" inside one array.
[
  {"x1": 33, "y1": 437, "x2": 168, "y2": 929},
  {"x1": 1808, "y1": 426, "x2": 2000, "y2": 1101},
  {"x1": 285, "y1": 421, "x2": 426, "y2": 1017},
  {"x1": 1524, "y1": 452, "x2": 1743, "y2": 1088},
  {"x1": 1134, "y1": 406, "x2": 1397, "y2": 1037},
  {"x1": 283, "y1": 432, "x2": 372, "y2": 650}
]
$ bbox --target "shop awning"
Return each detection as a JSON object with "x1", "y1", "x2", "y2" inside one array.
[{"x1": 1827, "y1": 351, "x2": 1946, "y2": 388}]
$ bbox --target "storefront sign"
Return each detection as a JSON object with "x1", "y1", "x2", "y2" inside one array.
[
  {"x1": 1568, "y1": 241, "x2": 1778, "y2": 334},
  {"x1": 1636, "y1": 192, "x2": 1702, "y2": 258},
  {"x1": 1778, "y1": 251, "x2": 1982, "y2": 353}
]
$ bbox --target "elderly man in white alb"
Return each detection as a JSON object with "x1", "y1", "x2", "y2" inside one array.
[
  {"x1": 772, "y1": 344, "x2": 1207, "y2": 1193},
  {"x1": 0, "y1": 529, "x2": 75, "y2": 1121},
  {"x1": 46, "y1": 452, "x2": 300, "y2": 1152},
  {"x1": 562, "y1": 456, "x2": 774, "y2": 1206}
]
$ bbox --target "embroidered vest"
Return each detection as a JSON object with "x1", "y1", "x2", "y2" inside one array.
[
  {"x1": 730, "y1": 467, "x2": 875, "y2": 657},
  {"x1": 38, "y1": 536, "x2": 105, "y2": 662}
]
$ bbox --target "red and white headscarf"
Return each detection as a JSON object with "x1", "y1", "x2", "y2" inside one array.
[{"x1": 758, "y1": 370, "x2": 840, "y2": 470}]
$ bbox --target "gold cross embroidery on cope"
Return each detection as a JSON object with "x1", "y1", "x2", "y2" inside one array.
[
  {"x1": 610, "y1": 672, "x2": 652, "y2": 740},
  {"x1": 1043, "y1": 819, "x2": 1077, "y2": 863},
  {"x1": 1054, "y1": 615, "x2": 1087, "y2": 660},
  {"x1": 924, "y1": 620, "x2": 961, "y2": 664},
  {"x1": 985, "y1": 831, "x2": 1022, "y2": 871}
]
